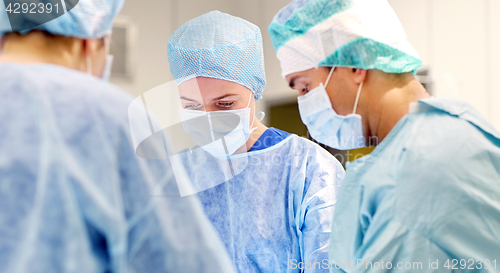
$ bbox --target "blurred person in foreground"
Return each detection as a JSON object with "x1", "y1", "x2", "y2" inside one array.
[{"x1": 0, "y1": 1, "x2": 235, "y2": 272}]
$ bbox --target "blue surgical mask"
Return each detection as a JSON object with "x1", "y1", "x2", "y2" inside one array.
[
  {"x1": 297, "y1": 68, "x2": 366, "y2": 150},
  {"x1": 179, "y1": 93, "x2": 256, "y2": 158}
]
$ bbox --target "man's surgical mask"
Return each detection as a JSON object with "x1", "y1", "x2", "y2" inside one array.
[
  {"x1": 179, "y1": 92, "x2": 256, "y2": 159},
  {"x1": 297, "y1": 67, "x2": 366, "y2": 150}
]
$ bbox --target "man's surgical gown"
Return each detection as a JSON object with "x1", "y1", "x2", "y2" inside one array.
[{"x1": 329, "y1": 97, "x2": 500, "y2": 272}]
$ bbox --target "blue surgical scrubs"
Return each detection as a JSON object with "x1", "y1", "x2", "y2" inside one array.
[
  {"x1": 248, "y1": 127, "x2": 291, "y2": 152},
  {"x1": 175, "y1": 128, "x2": 344, "y2": 272}
]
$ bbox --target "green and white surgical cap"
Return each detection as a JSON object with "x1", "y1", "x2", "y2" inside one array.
[{"x1": 268, "y1": 0, "x2": 423, "y2": 77}]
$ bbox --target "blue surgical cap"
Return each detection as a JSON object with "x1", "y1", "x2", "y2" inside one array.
[
  {"x1": 168, "y1": 11, "x2": 266, "y2": 101},
  {"x1": 268, "y1": 0, "x2": 423, "y2": 77},
  {"x1": 0, "y1": 0, "x2": 124, "y2": 39}
]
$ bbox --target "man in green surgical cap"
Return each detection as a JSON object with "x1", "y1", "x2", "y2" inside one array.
[{"x1": 269, "y1": 0, "x2": 500, "y2": 271}]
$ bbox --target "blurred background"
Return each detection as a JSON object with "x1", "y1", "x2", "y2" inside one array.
[{"x1": 108, "y1": 0, "x2": 500, "y2": 164}]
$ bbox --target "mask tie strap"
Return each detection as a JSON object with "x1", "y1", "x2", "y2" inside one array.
[
  {"x1": 246, "y1": 92, "x2": 258, "y2": 132},
  {"x1": 246, "y1": 92, "x2": 253, "y2": 108},
  {"x1": 256, "y1": 112, "x2": 265, "y2": 122},
  {"x1": 86, "y1": 43, "x2": 92, "y2": 76},
  {"x1": 353, "y1": 81, "x2": 363, "y2": 114},
  {"x1": 325, "y1": 66, "x2": 335, "y2": 87}
]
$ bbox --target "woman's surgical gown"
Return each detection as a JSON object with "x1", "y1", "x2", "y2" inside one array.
[{"x1": 174, "y1": 131, "x2": 345, "y2": 273}]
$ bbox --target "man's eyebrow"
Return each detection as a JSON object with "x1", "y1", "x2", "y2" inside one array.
[{"x1": 213, "y1": 94, "x2": 238, "y2": 101}]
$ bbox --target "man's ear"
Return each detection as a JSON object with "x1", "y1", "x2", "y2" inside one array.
[{"x1": 352, "y1": 68, "x2": 367, "y2": 84}]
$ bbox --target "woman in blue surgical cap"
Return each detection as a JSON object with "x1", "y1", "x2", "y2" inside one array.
[
  {"x1": 0, "y1": 2, "x2": 235, "y2": 273},
  {"x1": 168, "y1": 10, "x2": 345, "y2": 273}
]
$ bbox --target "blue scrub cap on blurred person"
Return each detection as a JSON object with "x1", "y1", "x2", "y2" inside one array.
[
  {"x1": 0, "y1": 0, "x2": 124, "y2": 39},
  {"x1": 268, "y1": 0, "x2": 423, "y2": 77},
  {"x1": 168, "y1": 10, "x2": 266, "y2": 101}
]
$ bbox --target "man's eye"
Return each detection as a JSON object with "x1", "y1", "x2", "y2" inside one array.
[{"x1": 300, "y1": 85, "x2": 310, "y2": 95}]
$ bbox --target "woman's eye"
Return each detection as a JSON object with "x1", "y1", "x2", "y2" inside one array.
[
  {"x1": 216, "y1": 101, "x2": 234, "y2": 109},
  {"x1": 185, "y1": 104, "x2": 203, "y2": 110}
]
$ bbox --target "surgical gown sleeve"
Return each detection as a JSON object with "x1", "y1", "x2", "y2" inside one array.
[
  {"x1": 294, "y1": 144, "x2": 344, "y2": 272},
  {"x1": 115, "y1": 127, "x2": 236, "y2": 273}
]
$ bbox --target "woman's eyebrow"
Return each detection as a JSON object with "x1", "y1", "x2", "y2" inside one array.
[
  {"x1": 212, "y1": 94, "x2": 238, "y2": 101},
  {"x1": 180, "y1": 96, "x2": 199, "y2": 102}
]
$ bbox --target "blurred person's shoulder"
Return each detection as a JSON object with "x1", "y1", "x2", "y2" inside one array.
[{"x1": 0, "y1": 63, "x2": 136, "y2": 122}]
